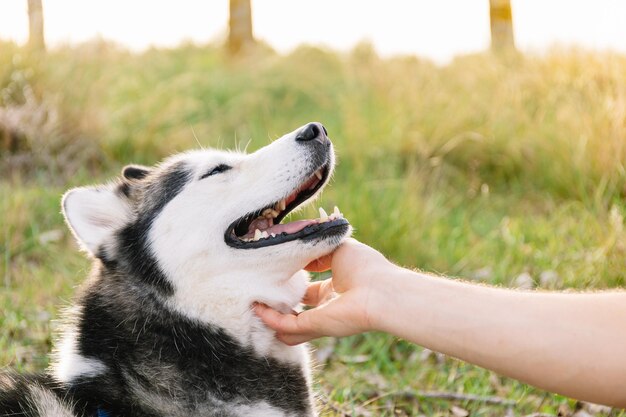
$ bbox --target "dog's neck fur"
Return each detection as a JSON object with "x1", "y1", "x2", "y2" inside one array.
[{"x1": 167, "y1": 267, "x2": 310, "y2": 364}]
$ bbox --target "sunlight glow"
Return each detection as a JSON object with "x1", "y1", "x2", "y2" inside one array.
[{"x1": 0, "y1": 0, "x2": 625, "y2": 63}]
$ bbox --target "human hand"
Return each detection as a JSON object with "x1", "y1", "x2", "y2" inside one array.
[{"x1": 254, "y1": 238, "x2": 395, "y2": 345}]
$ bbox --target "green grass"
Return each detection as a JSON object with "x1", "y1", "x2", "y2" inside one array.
[{"x1": 2, "y1": 40, "x2": 626, "y2": 416}]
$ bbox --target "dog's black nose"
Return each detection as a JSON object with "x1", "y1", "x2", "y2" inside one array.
[{"x1": 296, "y1": 122, "x2": 328, "y2": 143}]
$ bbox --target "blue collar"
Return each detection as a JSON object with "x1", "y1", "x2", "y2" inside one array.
[{"x1": 97, "y1": 409, "x2": 111, "y2": 417}]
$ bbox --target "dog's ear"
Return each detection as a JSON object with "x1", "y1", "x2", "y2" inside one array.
[
  {"x1": 62, "y1": 184, "x2": 132, "y2": 256},
  {"x1": 122, "y1": 165, "x2": 152, "y2": 180}
]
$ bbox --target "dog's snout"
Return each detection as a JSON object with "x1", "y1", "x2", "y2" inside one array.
[{"x1": 295, "y1": 122, "x2": 329, "y2": 144}]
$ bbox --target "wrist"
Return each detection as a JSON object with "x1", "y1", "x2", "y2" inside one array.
[
  {"x1": 364, "y1": 262, "x2": 411, "y2": 332},
  {"x1": 372, "y1": 267, "x2": 441, "y2": 338}
]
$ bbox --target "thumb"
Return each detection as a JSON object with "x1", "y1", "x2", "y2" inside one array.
[{"x1": 253, "y1": 303, "x2": 321, "y2": 345}]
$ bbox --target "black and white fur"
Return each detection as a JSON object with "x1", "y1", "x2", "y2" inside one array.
[{"x1": 0, "y1": 123, "x2": 351, "y2": 417}]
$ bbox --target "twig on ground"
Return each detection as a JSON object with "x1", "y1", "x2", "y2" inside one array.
[
  {"x1": 360, "y1": 389, "x2": 517, "y2": 406},
  {"x1": 321, "y1": 388, "x2": 517, "y2": 416},
  {"x1": 522, "y1": 413, "x2": 557, "y2": 417}
]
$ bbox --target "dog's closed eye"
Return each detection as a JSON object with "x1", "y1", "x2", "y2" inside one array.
[{"x1": 200, "y1": 164, "x2": 232, "y2": 180}]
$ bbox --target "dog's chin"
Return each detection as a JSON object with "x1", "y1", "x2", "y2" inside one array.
[{"x1": 293, "y1": 226, "x2": 352, "y2": 271}]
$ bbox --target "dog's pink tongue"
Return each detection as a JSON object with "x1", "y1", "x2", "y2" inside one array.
[
  {"x1": 266, "y1": 219, "x2": 317, "y2": 235},
  {"x1": 244, "y1": 218, "x2": 317, "y2": 238}
]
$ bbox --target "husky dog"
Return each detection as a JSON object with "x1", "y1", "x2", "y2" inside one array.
[{"x1": 0, "y1": 122, "x2": 351, "y2": 417}]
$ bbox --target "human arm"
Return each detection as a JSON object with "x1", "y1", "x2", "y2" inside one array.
[{"x1": 254, "y1": 239, "x2": 626, "y2": 408}]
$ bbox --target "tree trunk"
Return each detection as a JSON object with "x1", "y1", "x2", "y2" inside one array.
[
  {"x1": 489, "y1": 0, "x2": 515, "y2": 52},
  {"x1": 228, "y1": 0, "x2": 254, "y2": 55},
  {"x1": 27, "y1": 0, "x2": 45, "y2": 52}
]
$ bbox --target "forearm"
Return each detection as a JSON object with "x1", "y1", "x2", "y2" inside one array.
[{"x1": 374, "y1": 268, "x2": 626, "y2": 407}]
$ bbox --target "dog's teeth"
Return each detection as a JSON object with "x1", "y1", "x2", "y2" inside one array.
[
  {"x1": 271, "y1": 209, "x2": 280, "y2": 218},
  {"x1": 254, "y1": 229, "x2": 262, "y2": 241},
  {"x1": 270, "y1": 233, "x2": 276, "y2": 238},
  {"x1": 315, "y1": 169, "x2": 323, "y2": 180},
  {"x1": 319, "y1": 207, "x2": 328, "y2": 220},
  {"x1": 261, "y1": 231, "x2": 269, "y2": 239},
  {"x1": 277, "y1": 199, "x2": 286, "y2": 211},
  {"x1": 333, "y1": 206, "x2": 343, "y2": 218},
  {"x1": 262, "y1": 208, "x2": 273, "y2": 219}
]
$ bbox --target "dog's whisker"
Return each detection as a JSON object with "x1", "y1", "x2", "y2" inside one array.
[{"x1": 189, "y1": 124, "x2": 204, "y2": 150}]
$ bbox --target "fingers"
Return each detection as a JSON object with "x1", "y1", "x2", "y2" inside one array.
[
  {"x1": 277, "y1": 328, "x2": 317, "y2": 346},
  {"x1": 253, "y1": 303, "x2": 299, "y2": 333},
  {"x1": 301, "y1": 279, "x2": 333, "y2": 306},
  {"x1": 254, "y1": 279, "x2": 335, "y2": 344},
  {"x1": 304, "y1": 254, "x2": 332, "y2": 272},
  {"x1": 254, "y1": 303, "x2": 319, "y2": 345}
]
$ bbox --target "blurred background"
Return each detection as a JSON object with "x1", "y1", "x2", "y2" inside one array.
[{"x1": 1, "y1": 1, "x2": 625, "y2": 416}]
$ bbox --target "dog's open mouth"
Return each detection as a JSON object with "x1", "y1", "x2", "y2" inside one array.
[{"x1": 225, "y1": 162, "x2": 349, "y2": 249}]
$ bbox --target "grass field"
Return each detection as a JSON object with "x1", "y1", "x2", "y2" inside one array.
[{"x1": 1, "y1": 40, "x2": 626, "y2": 416}]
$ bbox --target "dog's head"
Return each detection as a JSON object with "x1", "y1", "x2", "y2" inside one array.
[{"x1": 62, "y1": 123, "x2": 351, "y2": 297}]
